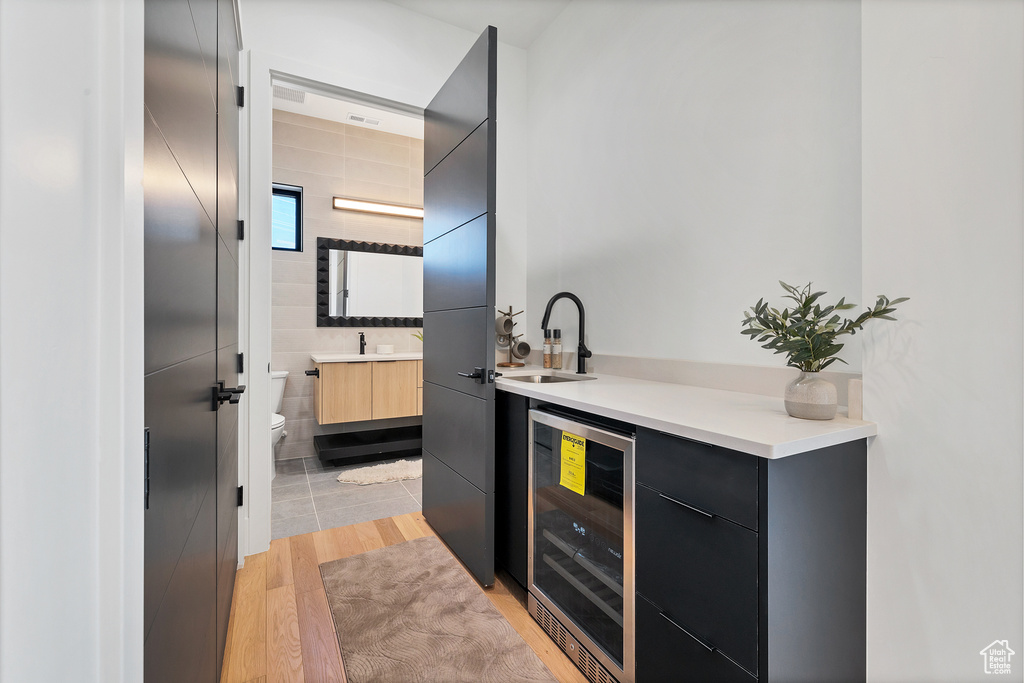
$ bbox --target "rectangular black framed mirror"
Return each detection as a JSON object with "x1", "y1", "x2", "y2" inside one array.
[{"x1": 316, "y1": 237, "x2": 424, "y2": 327}]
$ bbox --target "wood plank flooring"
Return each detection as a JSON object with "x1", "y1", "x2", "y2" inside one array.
[{"x1": 221, "y1": 511, "x2": 589, "y2": 683}]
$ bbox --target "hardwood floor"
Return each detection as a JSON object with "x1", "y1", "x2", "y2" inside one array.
[{"x1": 220, "y1": 511, "x2": 588, "y2": 683}]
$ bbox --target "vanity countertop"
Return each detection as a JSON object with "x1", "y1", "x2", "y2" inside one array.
[
  {"x1": 495, "y1": 366, "x2": 876, "y2": 459},
  {"x1": 310, "y1": 352, "x2": 423, "y2": 363}
]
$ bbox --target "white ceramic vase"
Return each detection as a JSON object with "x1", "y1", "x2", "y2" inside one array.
[{"x1": 784, "y1": 371, "x2": 837, "y2": 420}]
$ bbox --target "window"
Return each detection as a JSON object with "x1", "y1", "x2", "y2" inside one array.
[{"x1": 272, "y1": 184, "x2": 302, "y2": 251}]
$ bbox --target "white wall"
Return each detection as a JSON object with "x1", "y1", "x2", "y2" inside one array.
[
  {"x1": 0, "y1": 0, "x2": 145, "y2": 681},
  {"x1": 526, "y1": 0, "x2": 862, "y2": 370},
  {"x1": 862, "y1": 1, "x2": 1023, "y2": 680}
]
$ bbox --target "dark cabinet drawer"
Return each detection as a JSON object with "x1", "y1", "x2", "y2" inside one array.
[
  {"x1": 636, "y1": 593, "x2": 756, "y2": 682},
  {"x1": 635, "y1": 484, "x2": 758, "y2": 675},
  {"x1": 636, "y1": 427, "x2": 759, "y2": 531}
]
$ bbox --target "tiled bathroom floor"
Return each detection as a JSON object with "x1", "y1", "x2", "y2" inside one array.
[{"x1": 271, "y1": 455, "x2": 422, "y2": 540}]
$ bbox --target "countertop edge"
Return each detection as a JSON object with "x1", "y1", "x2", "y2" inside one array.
[
  {"x1": 311, "y1": 352, "x2": 423, "y2": 363},
  {"x1": 495, "y1": 372, "x2": 877, "y2": 459}
]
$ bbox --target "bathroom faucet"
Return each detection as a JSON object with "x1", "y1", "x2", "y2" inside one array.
[
  {"x1": 359, "y1": 331, "x2": 366, "y2": 355},
  {"x1": 540, "y1": 292, "x2": 592, "y2": 374}
]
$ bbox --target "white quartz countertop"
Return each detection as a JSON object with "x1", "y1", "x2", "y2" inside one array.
[
  {"x1": 310, "y1": 352, "x2": 422, "y2": 363},
  {"x1": 495, "y1": 367, "x2": 876, "y2": 459}
]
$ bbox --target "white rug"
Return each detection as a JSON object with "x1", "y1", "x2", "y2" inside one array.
[{"x1": 336, "y1": 458, "x2": 422, "y2": 485}]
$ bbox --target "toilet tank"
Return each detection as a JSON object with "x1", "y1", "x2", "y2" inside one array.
[{"x1": 271, "y1": 370, "x2": 289, "y2": 413}]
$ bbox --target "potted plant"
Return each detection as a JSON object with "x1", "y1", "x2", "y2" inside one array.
[{"x1": 741, "y1": 282, "x2": 907, "y2": 420}]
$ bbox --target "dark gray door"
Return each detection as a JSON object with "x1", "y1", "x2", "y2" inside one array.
[
  {"x1": 214, "y1": 0, "x2": 241, "y2": 673},
  {"x1": 144, "y1": 0, "x2": 240, "y2": 680},
  {"x1": 421, "y1": 26, "x2": 498, "y2": 586}
]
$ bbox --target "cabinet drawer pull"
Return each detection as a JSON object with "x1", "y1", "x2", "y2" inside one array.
[
  {"x1": 658, "y1": 492, "x2": 713, "y2": 518},
  {"x1": 659, "y1": 612, "x2": 716, "y2": 652}
]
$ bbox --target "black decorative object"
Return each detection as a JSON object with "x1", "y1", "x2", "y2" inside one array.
[{"x1": 316, "y1": 237, "x2": 423, "y2": 328}]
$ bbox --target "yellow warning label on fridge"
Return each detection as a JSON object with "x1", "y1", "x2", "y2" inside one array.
[{"x1": 559, "y1": 432, "x2": 586, "y2": 496}]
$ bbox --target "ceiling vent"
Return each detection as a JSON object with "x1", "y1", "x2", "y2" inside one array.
[
  {"x1": 272, "y1": 85, "x2": 306, "y2": 103},
  {"x1": 347, "y1": 113, "x2": 381, "y2": 126}
]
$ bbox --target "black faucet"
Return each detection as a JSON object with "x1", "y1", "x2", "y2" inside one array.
[
  {"x1": 359, "y1": 331, "x2": 366, "y2": 355},
  {"x1": 540, "y1": 292, "x2": 592, "y2": 374}
]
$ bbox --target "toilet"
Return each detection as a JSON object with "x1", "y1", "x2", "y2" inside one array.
[{"x1": 271, "y1": 370, "x2": 288, "y2": 449}]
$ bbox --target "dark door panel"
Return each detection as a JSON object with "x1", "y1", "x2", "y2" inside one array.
[
  {"x1": 423, "y1": 213, "x2": 491, "y2": 311},
  {"x1": 187, "y1": 0, "x2": 218, "y2": 103},
  {"x1": 423, "y1": 30, "x2": 496, "y2": 174},
  {"x1": 423, "y1": 121, "x2": 491, "y2": 243},
  {"x1": 144, "y1": 111, "x2": 217, "y2": 374},
  {"x1": 421, "y1": 26, "x2": 498, "y2": 586},
  {"x1": 144, "y1": 488, "x2": 218, "y2": 683},
  {"x1": 422, "y1": 450, "x2": 494, "y2": 583},
  {"x1": 216, "y1": 0, "x2": 240, "y2": 264},
  {"x1": 422, "y1": 308, "x2": 492, "y2": 399},
  {"x1": 217, "y1": 235, "x2": 239, "y2": 348},
  {"x1": 144, "y1": 0, "x2": 218, "y2": 221},
  {"x1": 143, "y1": 352, "x2": 217, "y2": 637},
  {"x1": 144, "y1": 0, "x2": 238, "y2": 678},
  {"x1": 422, "y1": 382, "x2": 493, "y2": 492}
]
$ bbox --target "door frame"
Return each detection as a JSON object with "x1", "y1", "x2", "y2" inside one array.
[{"x1": 240, "y1": 50, "x2": 423, "y2": 557}]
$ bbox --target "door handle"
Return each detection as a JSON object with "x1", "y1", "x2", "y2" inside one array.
[
  {"x1": 212, "y1": 384, "x2": 246, "y2": 410},
  {"x1": 458, "y1": 367, "x2": 484, "y2": 383}
]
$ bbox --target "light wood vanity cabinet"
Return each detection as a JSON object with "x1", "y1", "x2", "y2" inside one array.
[
  {"x1": 314, "y1": 359, "x2": 421, "y2": 425},
  {"x1": 371, "y1": 360, "x2": 419, "y2": 419}
]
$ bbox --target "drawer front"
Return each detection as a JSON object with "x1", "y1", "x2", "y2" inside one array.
[
  {"x1": 636, "y1": 427, "x2": 758, "y2": 531},
  {"x1": 636, "y1": 593, "x2": 755, "y2": 682},
  {"x1": 636, "y1": 484, "x2": 758, "y2": 675}
]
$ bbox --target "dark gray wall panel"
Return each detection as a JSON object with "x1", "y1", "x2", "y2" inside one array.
[
  {"x1": 423, "y1": 214, "x2": 492, "y2": 311},
  {"x1": 144, "y1": 111, "x2": 217, "y2": 374},
  {"x1": 764, "y1": 440, "x2": 866, "y2": 683},
  {"x1": 423, "y1": 26, "x2": 496, "y2": 174},
  {"x1": 144, "y1": 0, "x2": 218, "y2": 220},
  {"x1": 423, "y1": 121, "x2": 492, "y2": 244},
  {"x1": 144, "y1": 487, "x2": 218, "y2": 683},
  {"x1": 423, "y1": 308, "x2": 492, "y2": 399},
  {"x1": 423, "y1": 382, "x2": 493, "y2": 492},
  {"x1": 144, "y1": 352, "x2": 216, "y2": 637},
  {"x1": 422, "y1": 450, "x2": 494, "y2": 584},
  {"x1": 217, "y1": 234, "x2": 238, "y2": 349}
]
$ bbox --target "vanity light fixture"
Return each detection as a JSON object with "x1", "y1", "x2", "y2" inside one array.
[{"x1": 332, "y1": 197, "x2": 424, "y2": 219}]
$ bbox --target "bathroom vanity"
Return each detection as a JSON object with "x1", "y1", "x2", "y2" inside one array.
[
  {"x1": 309, "y1": 352, "x2": 423, "y2": 465},
  {"x1": 495, "y1": 369, "x2": 874, "y2": 683}
]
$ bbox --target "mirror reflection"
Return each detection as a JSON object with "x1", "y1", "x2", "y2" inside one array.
[{"x1": 328, "y1": 248, "x2": 423, "y2": 318}]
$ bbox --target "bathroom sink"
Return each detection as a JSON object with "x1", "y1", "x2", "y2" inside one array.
[{"x1": 504, "y1": 373, "x2": 596, "y2": 384}]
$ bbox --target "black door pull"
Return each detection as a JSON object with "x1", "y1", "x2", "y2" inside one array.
[
  {"x1": 458, "y1": 367, "x2": 484, "y2": 382},
  {"x1": 212, "y1": 384, "x2": 246, "y2": 409}
]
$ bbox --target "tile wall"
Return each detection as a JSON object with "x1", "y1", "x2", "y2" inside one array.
[{"x1": 272, "y1": 109, "x2": 424, "y2": 461}]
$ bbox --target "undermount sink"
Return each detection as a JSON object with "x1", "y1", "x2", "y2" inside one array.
[{"x1": 504, "y1": 373, "x2": 597, "y2": 384}]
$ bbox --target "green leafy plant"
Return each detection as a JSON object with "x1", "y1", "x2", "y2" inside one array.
[
  {"x1": 741, "y1": 282, "x2": 908, "y2": 372},
  {"x1": 412, "y1": 331, "x2": 424, "y2": 342}
]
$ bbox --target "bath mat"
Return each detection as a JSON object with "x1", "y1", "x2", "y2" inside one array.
[
  {"x1": 320, "y1": 536, "x2": 557, "y2": 683},
  {"x1": 335, "y1": 458, "x2": 421, "y2": 485}
]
